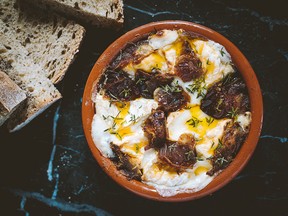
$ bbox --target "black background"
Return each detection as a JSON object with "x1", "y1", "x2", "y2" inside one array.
[{"x1": 1, "y1": 0, "x2": 288, "y2": 215}]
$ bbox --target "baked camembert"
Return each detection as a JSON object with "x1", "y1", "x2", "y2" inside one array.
[{"x1": 91, "y1": 29, "x2": 251, "y2": 197}]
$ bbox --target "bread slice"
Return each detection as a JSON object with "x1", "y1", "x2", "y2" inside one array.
[
  {"x1": 0, "y1": 71, "x2": 27, "y2": 126},
  {"x1": 23, "y1": 0, "x2": 124, "y2": 29},
  {"x1": 0, "y1": 0, "x2": 86, "y2": 84},
  {"x1": 0, "y1": 0, "x2": 85, "y2": 131},
  {"x1": 0, "y1": 49, "x2": 62, "y2": 132}
]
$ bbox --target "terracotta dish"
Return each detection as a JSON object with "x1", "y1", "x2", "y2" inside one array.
[{"x1": 82, "y1": 20, "x2": 263, "y2": 201}]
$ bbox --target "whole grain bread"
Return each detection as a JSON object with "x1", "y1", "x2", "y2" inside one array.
[
  {"x1": 0, "y1": 0, "x2": 86, "y2": 84},
  {"x1": 0, "y1": 71, "x2": 27, "y2": 126},
  {"x1": 0, "y1": 0, "x2": 85, "y2": 131},
  {"x1": 23, "y1": 0, "x2": 124, "y2": 29}
]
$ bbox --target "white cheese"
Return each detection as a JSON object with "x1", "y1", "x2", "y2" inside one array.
[{"x1": 148, "y1": 30, "x2": 179, "y2": 49}]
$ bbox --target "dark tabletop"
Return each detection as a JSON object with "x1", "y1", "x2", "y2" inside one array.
[{"x1": 1, "y1": 0, "x2": 287, "y2": 215}]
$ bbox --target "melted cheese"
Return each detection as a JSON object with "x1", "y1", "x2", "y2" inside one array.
[
  {"x1": 192, "y1": 40, "x2": 234, "y2": 86},
  {"x1": 133, "y1": 51, "x2": 168, "y2": 73},
  {"x1": 91, "y1": 29, "x2": 251, "y2": 198},
  {"x1": 167, "y1": 105, "x2": 231, "y2": 158},
  {"x1": 141, "y1": 149, "x2": 214, "y2": 197},
  {"x1": 148, "y1": 30, "x2": 179, "y2": 49},
  {"x1": 91, "y1": 94, "x2": 158, "y2": 157}
]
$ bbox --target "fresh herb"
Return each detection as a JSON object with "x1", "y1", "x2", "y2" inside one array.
[
  {"x1": 206, "y1": 59, "x2": 211, "y2": 65},
  {"x1": 215, "y1": 157, "x2": 228, "y2": 165},
  {"x1": 215, "y1": 98, "x2": 223, "y2": 112},
  {"x1": 222, "y1": 73, "x2": 232, "y2": 85},
  {"x1": 136, "y1": 77, "x2": 146, "y2": 85},
  {"x1": 168, "y1": 143, "x2": 177, "y2": 151},
  {"x1": 120, "y1": 88, "x2": 131, "y2": 98},
  {"x1": 108, "y1": 92, "x2": 120, "y2": 100},
  {"x1": 103, "y1": 121, "x2": 116, "y2": 133},
  {"x1": 102, "y1": 115, "x2": 108, "y2": 120},
  {"x1": 196, "y1": 157, "x2": 204, "y2": 161},
  {"x1": 186, "y1": 116, "x2": 202, "y2": 127},
  {"x1": 162, "y1": 82, "x2": 182, "y2": 93},
  {"x1": 110, "y1": 131, "x2": 122, "y2": 140},
  {"x1": 226, "y1": 107, "x2": 238, "y2": 120},
  {"x1": 186, "y1": 77, "x2": 207, "y2": 98},
  {"x1": 185, "y1": 150, "x2": 195, "y2": 160},
  {"x1": 220, "y1": 47, "x2": 225, "y2": 57},
  {"x1": 197, "y1": 61, "x2": 202, "y2": 68},
  {"x1": 195, "y1": 137, "x2": 203, "y2": 142},
  {"x1": 135, "y1": 144, "x2": 140, "y2": 153},
  {"x1": 216, "y1": 139, "x2": 223, "y2": 150},
  {"x1": 205, "y1": 116, "x2": 214, "y2": 126},
  {"x1": 129, "y1": 113, "x2": 139, "y2": 124},
  {"x1": 211, "y1": 141, "x2": 215, "y2": 149}
]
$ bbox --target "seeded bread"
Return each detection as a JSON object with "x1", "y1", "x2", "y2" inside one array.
[
  {"x1": 0, "y1": 71, "x2": 27, "y2": 126},
  {"x1": 23, "y1": 0, "x2": 124, "y2": 29},
  {"x1": 0, "y1": 0, "x2": 85, "y2": 132}
]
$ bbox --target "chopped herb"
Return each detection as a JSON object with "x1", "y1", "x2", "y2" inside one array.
[
  {"x1": 198, "y1": 61, "x2": 202, "y2": 68},
  {"x1": 222, "y1": 73, "x2": 232, "y2": 85},
  {"x1": 136, "y1": 77, "x2": 146, "y2": 85},
  {"x1": 161, "y1": 82, "x2": 182, "y2": 93},
  {"x1": 129, "y1": 114, "x2": 139, "y2": 124},
  {"x1": 135, "y1": 144, "x2": 140, "y2": 153},
  {"x1": 120, "y1": 88, "x2": 131, "y2": 97},
  {"x1": 196, "y1": 157, "x2": 204, "y2": 161},
  {"x1": 185, "y1": 150, "x2": 195, "y2": 160},
  {"x1": 205, "y1": 116, "x2": 215, "y2": 126},
  {"x1": 186, "y1": 76, "x2": 207, "y2": 98},
  {"x1": 168, "y1": 143, "x2": 177, "y2": 151},
  {"x1": 220, "y1": 47, "x2": 225, "y2": 57},
  {"x1": 206, "y1": 59, "x2": 210, "y2": 65},
  {"x1": 186, "y1": 116, "x2": 202, "y2": 127},
  {"x1": 110, "y1": 131, "x2": 122, "y2": 140},
  {"x1": 215, "y1": 157, "x2": 228, "y2": 165},
  {"x1": 216, "y1": 139, "x2": 223, "y2": 150},
  {"x1": 226, "y1": 107, "x2": 239, "y2": 120},
  {"x1": 216, "y1": 98, "x2": 223, "y2": 112},
  {"x1": 211, "y1": 141, "x2": 215, "y2": 149},
  {"x1": 102, "y1": 115, "x2": 108, "y2": 120},
  {"x1": 108, "y1": 92, "x2": 119, "y2": 100}
]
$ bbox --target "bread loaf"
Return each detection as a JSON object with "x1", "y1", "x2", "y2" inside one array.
[
  {"x1": 0, "y1": 0, "x2": 85, "y2": 131},
  {"x1": 23, "y1": 0, "x2": 124, "y2": 29},
  {"x1": 0, "y1": 71, "x2": 27, "y2": 126}
]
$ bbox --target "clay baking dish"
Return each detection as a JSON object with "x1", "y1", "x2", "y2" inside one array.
[{"x1": 82, "y1": 20, "x2": 263, "y2": 202}]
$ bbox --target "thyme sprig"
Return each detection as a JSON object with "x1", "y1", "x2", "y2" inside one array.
[
  {"x1": 186, "y1": 116, "x2": 202, "y2": 127},
  {"x1": 205, "y1": 116, "x2": 214, "y2": 126},
  {"x1": 161, "y1": 81, "x2": 182, "y2": 93},
  {"x1": 215, "y1": 157, "x2": 228, "y2": 165},
  {"x1": 226, "y1": 107, "x2": 239, "y2": 120},
  {"x1": 220, "y1": 47, "x2": 225, "y2": 57},
  {"x1": 186, "y1": 76, "x2": 207, "y2": 98},
  {"x1": 185, "y1": 150, "x2": 195, "y2": 160}
]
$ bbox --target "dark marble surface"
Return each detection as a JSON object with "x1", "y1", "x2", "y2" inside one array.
[{"x1": 1, "y1": 0, "x2": 288, "y2": 215}]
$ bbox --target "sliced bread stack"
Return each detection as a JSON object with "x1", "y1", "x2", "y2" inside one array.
[
  {"x1": 0, "y1": 0, "x2": 85, "y2": 132},
  {"x1": 0, "y1": 0, "x2": 124, "y2": 132},
  {"x1": 23, "y1": 0, "x2": 124, "y2": 28}
]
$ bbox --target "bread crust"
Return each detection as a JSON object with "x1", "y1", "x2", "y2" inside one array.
[{"x1": 23, "y1": 0, "x2": 124, "y2": 29}]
